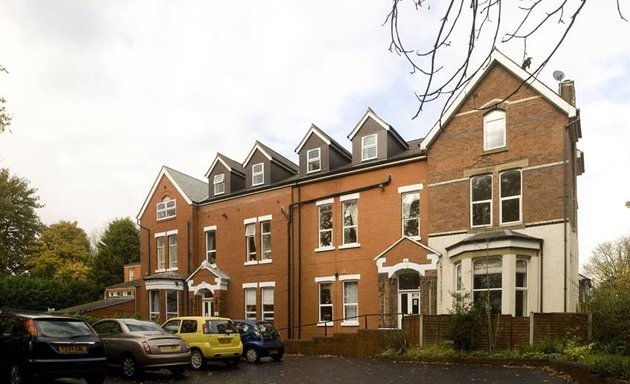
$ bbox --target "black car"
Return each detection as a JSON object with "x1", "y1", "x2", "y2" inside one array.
[
  {"x1": 0, "y1": 312, "x2": 107, "y2": 384},
  {"x1": 233, "y1": 319, "x2": 284, "y2": 363}
]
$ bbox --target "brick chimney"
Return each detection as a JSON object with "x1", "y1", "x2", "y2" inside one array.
[{"x1": 559, "y1": 80, "x2": 576, "y2": 106}]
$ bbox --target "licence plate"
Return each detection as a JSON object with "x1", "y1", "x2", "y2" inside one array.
[
  {"x1": 268, "y1": 349, "x2": 278, "y2": 355},
  {"x1": 159, "y1": 345, "x2": 180, "y2": 352},
  {"x1": 58, "y1": 345, "x2": 88, "y2": 354},
  {"x1": 218, "y1": 337, "x2": 232, "y2": 344}
]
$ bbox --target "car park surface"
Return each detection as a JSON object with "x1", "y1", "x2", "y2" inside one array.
[
  {"x1": 0, "y1": 312, "x2": 107, "y2": 384},
  {"x1": 233, "y1": 319, "x2": 285, "y2": 363},
  {"x1": 92, "y1": 318, "x2": 190, "y2": 378},
  {"x1": 162, "y1": 316, "x2": 242, "y2": 369},
  {"x1": 95, "y1": 355, "x2": 573, "y2": 384}
]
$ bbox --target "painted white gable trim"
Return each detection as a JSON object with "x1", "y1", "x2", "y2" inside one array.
[
  {"x1": 295, "y1": 124, "x2": 331, "y2": 153},
  {"x1": 137, "y1": 166, "x2": 194, "y2": 221},
  {"x1": 205, "y1": 155, "x2": 232, "y2": 178},
  {"x1": 420, "y1": 50, "x2": 577, "y2": 152},
  {"x1": 373, "y1": 236, "x2": 442, "y2": 261},
  {"x1": 243, "y1": 142, "x2": 272, "y2": 167},
  {"x1": 348, "y1": 108, "x2": 409, "y2": 149}
]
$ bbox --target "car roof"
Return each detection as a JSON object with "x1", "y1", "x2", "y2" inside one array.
[
  {"x1": 166, "y1": 316, "x2": 233, "y2": 321},
  {"x1": 1, "y1": 312, "x2": 80, "y2": 321}
]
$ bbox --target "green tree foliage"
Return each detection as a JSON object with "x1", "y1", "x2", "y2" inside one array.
[
  {"x1": 589, "y1": 273, "x2": 630, "y2": 354},
  {"x1": 0, "y1": 64, "x2": 10, "y2": 133},
  {"x1": 27, "y1": 220, "x2": 92, "y2": 282},
  {"x1": 448, "y1": 292, "x2": 482, "y2": 351},
  {"x1": 0, "y1": 276, "x2": 99, "y2": 311},
  {"x1": 583, "y1": 234, "x2": 630, "y2": 285},
  {"x1": 0, "y1": 168, "x2": 43, "y2": 276},
  {"x1": 91, "y1": 217, "x2": 140, "y2": 290}
]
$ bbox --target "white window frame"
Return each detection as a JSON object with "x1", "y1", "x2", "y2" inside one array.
[
  {"x1": 318, "y1": 281, "x2": 334, "y2": 325},
  {"x1": 473, "y1": 257, "x2": 503, "y2": 314},
  {"x1": 157, "y1": 199, "x2": 176, "y2": 220},
  {"x1": 252, "y1": 163, "x2": 264, "y2": 186},
  {"x1": 168, "y1": 233, "x2": 178, "y2": 270},
  {"x1": 342, "y1": 280, "x2": 359, "y2": 326},
  {"x1": 205, "y1": 227, "x2": 217, "y2": 264},
  {"x1": 166, "y1": 290, "x2": 178, "y2": 320},
  {"x1": 261, "y1": 286, "x2": 275, "y2": 321},
  {"x1": 401, "y1": 191, "x2": 420, "y2": 239},
  {"x1": 244, "y1": 287, "x2": 257, "y2": 320},
  {"x1": 341, "y1": 194, "x2": 359, "y2": 247},
  {"x1": 361, "y1": 134, "x2": 377, "y2": 161},
  {"x1": 213, "y1": 173, "x2": 225, "y2": 195},
  {"x1": 149, "y1": 290, "x2": 160, "y2": 322},
  {"x1": 483, "y1": 110, "x2": 506, "y2": 151},
  {"x1": 515, "y1": 259, "x2": 528, "y2": 316},
  {"x1": 470, "y1": 174, "x2": 493, "y2": 228},
  {"x1": 500, "y1": 169, "x2": 522, "y2": 225},
  {"x1": 317, "y1": 200, "x2": 334, "y2": 251},
  {"x1": 128, "y1": 268, "x2": 135, "y2": 282},
  {"x1": 245, "y1": 223, "x2": 257, "y2": 263},
  {"x1": 455, "y1": 262, "x2": 462, "y2": 294},
  {"x1": 260, "y1": 220, "x2": 272, "y2": 261},
  {"x1": 156, "y1": 235, "x2": 165, "y2": 271},
  {"x1": 307, "y1": 148, "x2": 321, "y2": 173}
]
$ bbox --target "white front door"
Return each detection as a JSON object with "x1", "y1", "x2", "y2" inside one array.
[
  {"x1": 398, "y1": 291, "x2": 420, "y2": 328},
  {"x1": 202, "y1": 298, "x2": 213, "y2": 317}
]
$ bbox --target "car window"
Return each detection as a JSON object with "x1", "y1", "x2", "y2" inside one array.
[
  {"x1": 93, "y1": 321, "x2": 115, "y2": 336},
  {"x1": 206, "y1": 320, "x2": 237, "y2": 334},
  {"x1": 180, "y1": 320, "x2": 198, "y2": 333},
  {"x1": 0, "y1": 316, "x2": 20, "y2": 336},
  {"x1": 35, "y1": 319, "x2": 95, "y2": 338},
  {"x1": 123, "y1": 320, "x2": 162, "y2": 333},
  {"x1": 236, "y1": 323, "x2": 249, "y2": 334},
  {"x1": 162, "y1": 319, "x2": 181, "y2": 334}
]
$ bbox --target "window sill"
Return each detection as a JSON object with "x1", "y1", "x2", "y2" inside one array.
[
  {"x1": 317, "y1": 322, "x2": 334, "y2": 327},
  {"x1": 341, "y1": 321, "x2": 359, "y2": 327},
  {"x1": 167, "y1": 267, "x2": 178, "y2": 272},
  {"x1": 338, "y1": 243, "x2": 361, "y2": 250},
  {"x1": 156, "y1": 216, "x2": 176, "y2": 222},
  {"x1": 244, "y1": 261, "x2": 258, "y2": 266},
  {"x1": 154, "y1": 268, "x2": 166, "y2": 273},
  {"x1": 259, "y1": 259, "x2": 272, "y2": 264},
  {"x1": 315, "y1": 246, "x2": 335, "y2": 253},
  {"x1": 404, "y1": 235, "x2": 421, "y2": 241},
  {"x1": 482, "y1": 147, "x2": 508, "y2": 156}
]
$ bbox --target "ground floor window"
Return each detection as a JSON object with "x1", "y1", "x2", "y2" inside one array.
[
  {"x1": 262, "y1": 287, "x2": 274, "y2": 321},
  {"x1": 166, "y1": 290, "x2": 178, "y2": 319},
  {"x1": 515, "y1": 259, "x2": 528, "y2": 316},
  {"x1": 343, "y1": 281, "x2": 358, "y2": 323},
  {"x1": 473, "y1": 257, "x2": 502, "y2": 314},
  {"x1": 244, "y1": 288, "x2": 257, "y2": 320},
  {"x1": 149, "y1": 290, "x2": 160, "y2": 321},
  {"x1": 319, "y1": 282, "x2": 333, "y2": 323}
]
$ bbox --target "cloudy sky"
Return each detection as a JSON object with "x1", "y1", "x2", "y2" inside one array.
[{"x1": 0, "y1": 1, "x2": 628, "y2": 267}]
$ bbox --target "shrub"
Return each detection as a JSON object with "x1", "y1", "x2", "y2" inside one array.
[{"x1": 447, "y1": 292, "x2": 483, "y2": 351}]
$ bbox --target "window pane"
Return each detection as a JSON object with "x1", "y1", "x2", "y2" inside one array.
[
  {"x1": 515, "y1": 290, "x2": 527, "y2": 316},
  {"x1": 502, "y1": 198, "x2": 520, "y2": 223},
  {"x1": 320, "y1": 283, "x2": 332, "y2": 304},
  {"x1": 206, "y1": 231, "x2": 216, "y2": 264},
  {"x1": 516, "y1": 260, "x2": 527, "y2": 288},
  {"x1": 500, "y1": 171, "x2": 521, "y2": 197},
  {"x1": 484, "y1": 112, "x2": 506, "y2": 150},
  {"x1": 472, "y1": 202, "x2": 491, "y2": 226},
  {"x1": 398, "y1": 272, "x2": 420, "y2": 290},
  {"x1": 472, "y1": 175, "x2": 492, "y2": 201},
  {"x1": 261, "y1": 221, "x2": 271, "y2": 260},
  {"x1": 342, "y1": 200, "x2": 358, "y2": 244}
]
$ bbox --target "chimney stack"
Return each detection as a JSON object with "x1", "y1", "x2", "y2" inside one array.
[{"x1": 559, "y1": 80, "x2": 576, "y2": 106}]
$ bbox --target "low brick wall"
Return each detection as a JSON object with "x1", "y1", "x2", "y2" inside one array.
[{"x1": 285, "y1": 329, "x2": 403, "y2": 357}]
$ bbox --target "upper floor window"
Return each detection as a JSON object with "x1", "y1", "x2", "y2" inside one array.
[
  {"x1": 245, "y1": 223, "x2": 257, "y2": 262},
  {"x1": 157, "y1": 199, "x2": 176, "y2": 220},
  {"x1": 168, "y1": 234, "x2": 178, "y2": 270},
  {"x1": 252, "y1": 163, "x2": 264, "y2": 186},
  {"x1": 213, "y1": 174, "x2": 225, "y2": 195},
  {"x1": 342, "y1": 198, "x2": 359, "y2": 245},
  {"x1": 318, "y1": 202, "x2": 333, "y2": 249},
  {"x1": 260, "y1": 221, "x2": 272, "y2": 261},
  {"x1": 500, "y1": 170, "x2": 522, "y2": 224},
  {"x1": 483, "y1": 110, "x2": 506, "y2": 151},
  {"x1": 156, "y1": 236, "x2": 165, "y2": 270},
  {"x1": 401, "y1": 192, "x2": 420, "y2": 238},
  {"x1": 361, "y1": 134, "x2": 377, "y2": 161},
  {"x1": 471, "y1": 174, "x2": 492, "y2": 227},
  {"x1": 307, "y1": 148, "x2": 321, "y2": 173},
  {"x1": 205, "y1": 229, "x2": 216, "y2": 264}
]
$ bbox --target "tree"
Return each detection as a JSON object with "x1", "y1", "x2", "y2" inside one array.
[
  {"x1": 385, "y1": 0, "x2": 625, "y2": 119},
  {"x1": 27, "y1": 220, "x2": 93, "y2": 282},
  {"x1": 582, "y1": 234, "x2": 630, "y2": 285},
  {"x1": 90, "y1": 217, "x2": 140, "y2": 290},
  {"x1": 0, "y1": 168, "x2": 43, "y2": 276},
  {"x1": 0, "y1": 64, "x2": 10, "y2": 133}
]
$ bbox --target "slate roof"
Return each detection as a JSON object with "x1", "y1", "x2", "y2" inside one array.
[
  {"x1": 163, "y1": 166, "x2": 208, "y2": 203},
  {"x1": 445, "y1": 229, "x2": 542, "y2": 251},
  {"x1": 57, "y1": 297, "x2": 135, "y2": 314}
]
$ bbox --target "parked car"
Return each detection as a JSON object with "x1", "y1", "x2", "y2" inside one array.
[
  {"x1": 233, "y1": 319, "x2": 285, "y2": 363},
  {"x1": 0, "y1": 312, "x2": 107, "y2": 384},
  {"x1": 162, "y1": 316, "x2": 242, "y2": 369},
  {"x1": 92, "y1": 318, "x2": 190, "y2": 378}
]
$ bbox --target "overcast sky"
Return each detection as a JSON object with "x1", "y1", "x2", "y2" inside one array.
[{"x1": 1, "y1": 1, "x2": 628, "y2": 268}]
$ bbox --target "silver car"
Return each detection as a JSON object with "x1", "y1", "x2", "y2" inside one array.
[{"x1": 92, "y1": 318, "x2": 190, "y2": 378}]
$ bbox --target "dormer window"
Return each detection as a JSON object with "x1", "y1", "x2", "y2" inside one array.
[
  {"x1": 361, "y1": 134, "x2": 377, "y2": 161},
  {"x1": 483, "y1": 110, "x2": 506, "y2": 151},
  {"x1": 307, "y1": 148, "x2": 321, "y2": 173},
  {"x1": 213, "y1": 173, "x2": 225, "y2": 195},
  {"x1": 157, "y1": 199, "x2": 176, "y2": 220},
  {"x1": 252, "y1": 163, "x2": 264, "y2": 186}
]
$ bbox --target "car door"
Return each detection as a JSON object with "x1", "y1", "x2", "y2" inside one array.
[
  {"x1": 93, "y1": 320, "x2": 124, "y2": 361},
  {"x1": 0, "y1": 315, "x2": 22, "y2": 367}
]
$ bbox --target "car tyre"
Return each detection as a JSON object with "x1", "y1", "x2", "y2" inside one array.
[
  {"x1": 244, "y1": 347, "x2": 260, "y2": 363},
  {"x1": 169, "y1": 367, "x2": 186, "y2": 377},
  {"x1": 271, "y1": 352, "x2": 284, "y2": 362},
  {"x1": 121, "y1": 354, "x2": 137, "y2": 378},
  {"x1": 10, "y1": 364, "x2": 30, "y2": 384},
  {"x1": 190, "y1": 349, "x2": 205, "y2": 370}
]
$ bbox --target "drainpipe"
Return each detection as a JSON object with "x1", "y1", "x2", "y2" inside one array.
[
  {"x1": 297, "y1": 184, "x2": 302, "y2": 339},
  {"x1": 280, "y1": 204, "x2": 292, "y2": 339},
  {"x1": 186, "y1": 221, "x2": 191, "y2": 316},
  {"x1": 563, "y1": 122, "x2": 568, "y2": 312}
]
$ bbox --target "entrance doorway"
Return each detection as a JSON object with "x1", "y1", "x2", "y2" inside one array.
[
  {"x1": 397, "y1": 271, "x2": 420, "y2": 328},
  {"x1": 201, "y1": 291, "x2": 214, "y2": 317}
]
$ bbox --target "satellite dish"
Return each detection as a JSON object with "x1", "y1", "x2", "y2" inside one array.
[{"x1": 553, "y1": 70, "x2": 565, "y2": 81}]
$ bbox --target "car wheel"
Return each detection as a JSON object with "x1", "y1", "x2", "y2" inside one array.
[
  {"x1": 271, "y1": 352, "x2": 284, "y2": 362},
  {"x1": 190, "y1": 349, "x2": 205, "y2": 370},
  {"x1": 244, "y1": 347, "x2": 260, "y2": 363},
  {"x1": 169, "y1": 367, "x2": 186, "y2": 377},
  {"x1": 121, "y1": 354, "x2": 137, "y2": 378},
  {"x1": 10, "y1": 364, "x2": 30, "y2": 384}
]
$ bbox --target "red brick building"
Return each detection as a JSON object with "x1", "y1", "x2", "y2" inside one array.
[{"x1": 134, "y1": 50, "x2": 584, "y2": 338}]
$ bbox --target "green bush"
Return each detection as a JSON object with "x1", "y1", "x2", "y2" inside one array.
[
  {"x1": 0, "y1": 276, "x2": 100, "y2": 311},
  {"x1": 447, "y1": 292, "x2": 483, "y2": 351}
]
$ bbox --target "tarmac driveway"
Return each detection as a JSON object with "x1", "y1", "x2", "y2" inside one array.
[{"x1": 92, "y1": 355, "x2": 572, "y2": 384}]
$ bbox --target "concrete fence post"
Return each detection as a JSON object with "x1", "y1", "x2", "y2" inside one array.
[
  {"x1": 419, "y1": 314, "x2": 423, "y2": 347},
  {"x1": 587, "y1": 313, "x2": 592, "y2": 341},
  {"x1": 529, "y1": 312, "x2": 535, "y2": 347}
]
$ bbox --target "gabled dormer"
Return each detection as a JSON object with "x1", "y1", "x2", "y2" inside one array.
[
  {"x1": 204, "y1": 153, "x2": 246, "y2": 198},
  {"x1": 295, "y1": 124, "x2": 352, "y2": 176},
  {"x1": 347, "y1": 108, "x2": 409, "y2": 165},
  {"x1": 242, "y1": 141, "x2": 298, "y2": 189}
]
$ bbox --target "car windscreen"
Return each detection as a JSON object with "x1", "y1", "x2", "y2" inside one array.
[
  {"x1": 205, "y1": 320, "x2": 238, "y2": 334},
  {"x1": 122, "y1": 320, "x2": 163, "y2": 333},
  {"x1": 257, "y1": 322, "x2": 280, "y2": 339},
  {"x1": 35, "y1": 319, "x2": 96, "y2": 338}
]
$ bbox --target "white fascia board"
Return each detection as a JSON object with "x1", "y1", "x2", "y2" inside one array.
[
  {"x1": 204, "y1": 155, "x2": 232, "y2": 178},
  {"x1": 348, "y1": 108, "x2": 389, "y2": 140},
  {"x1": 295, "y1": 125, "x2": 331, "y2": 153},
  {"x1": 420, "y1": 50, "x2": 577, "y2": 152},
  {"x1": 243, "y1": 143, "x2": 272, "y2": 167},
  {"x1": 137, "y1": 166, "x2": 194, "y2": 221}
]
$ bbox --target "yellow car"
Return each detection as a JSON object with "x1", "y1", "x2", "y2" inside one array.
[{"x1": 162, "y1": 316, "x2": 242, "y2": 369}]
